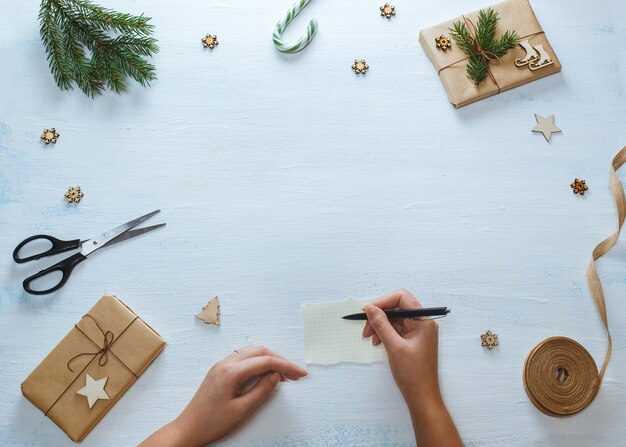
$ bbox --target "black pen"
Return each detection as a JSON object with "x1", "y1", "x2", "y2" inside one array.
[{"x1": 342, "y1": 307, "x2": 450, "y2": 321}]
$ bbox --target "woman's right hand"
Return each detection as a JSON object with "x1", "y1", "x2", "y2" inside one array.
[
  {"x1": 362, "y1": 289, "x2": 440, "y2": 406},
  {"x1": 362, "y1": 289, "x2": 462, "y2": 447}
]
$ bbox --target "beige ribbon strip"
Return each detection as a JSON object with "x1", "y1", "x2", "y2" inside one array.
[{"x1": 524, "y1": 145, "x2": 626, "y2": 416}]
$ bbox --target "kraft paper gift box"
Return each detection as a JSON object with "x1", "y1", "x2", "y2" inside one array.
[
  {"x1": 419, "y1": 0, "x2": 561, "y2": 108},
  {"x1": 21, "y1": 295, "x2": 165, "y2": 442}
]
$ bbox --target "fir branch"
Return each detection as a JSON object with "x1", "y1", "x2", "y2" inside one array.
[
  {"x1": 466, "y1": 55, "x2": 489, "y2": 85},
  {"x1": 62, "y1": 26, "x2": 103, "y2": 96},
  {"x1": 65, "y1": 0, "x2": 154, "y2": 35},
  {"x1": 39, "y1": 6, "x2": 73, "y2": 90},
  {"x1": 39, "y1": 0, "x2": 158, "y2": 97},
  {"x1": 491, "y1": 30, "x2": 519, "y2": 56},
  {"x1": 475, "y1": 8, "x2": 498, "y2": 50},
  {"x1": 449, "y1": 21, "x2": 474, "y2": 56},
  {"x1": 449, "y1": 8, "x2": 519, "y2": 86}
]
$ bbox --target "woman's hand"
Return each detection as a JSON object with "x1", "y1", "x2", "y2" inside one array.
[
  {"x1": 140, "y1": 346, "x2": 308, "y2": 447},
  {"x1": 362, "y1": 289, "x2": 440, "y2": 406},
  {"x1": 363, "y1": 289, "x2": 462, "y2": 447}
]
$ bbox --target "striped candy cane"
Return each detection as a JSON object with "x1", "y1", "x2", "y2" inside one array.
[{"x1": 272, "y1": 0, "x2": 318, "y2": 54}]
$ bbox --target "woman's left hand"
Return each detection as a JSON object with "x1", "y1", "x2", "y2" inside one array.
[{"x1": 140, "y1": 346, "x2": 308, "y2": 447}]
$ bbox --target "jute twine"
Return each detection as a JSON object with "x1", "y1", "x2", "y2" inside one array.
[{"x1": 523, "y1": 145, "x2": 626, "y2": 416}]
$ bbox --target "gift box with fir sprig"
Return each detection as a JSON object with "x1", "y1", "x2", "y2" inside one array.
[{"x1": 419, "y1": 0, "x2": 561, "y2": 108}]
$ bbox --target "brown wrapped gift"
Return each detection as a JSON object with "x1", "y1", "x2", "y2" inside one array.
[
  {"x1": 21, "y1": 295, "x2": 165, "y2": 442},
  {"x1": 419, "y1": 0, "x2": 561, "y2": 108}
]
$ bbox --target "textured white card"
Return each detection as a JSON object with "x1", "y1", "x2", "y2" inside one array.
[{"x1": 302, "y1": 298, "x2": 388, "y2": 365}]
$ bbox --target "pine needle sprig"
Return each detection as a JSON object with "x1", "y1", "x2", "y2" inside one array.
[
  {"x1": 475, "y1": 8, "x2": 498, "y2": 49},
  {"x1": 39, "y1": 0, "x2": 158, "y2": 97},
  {"x1": 466, "y1": 55, "x2": 489, "y2": 87},
  {"x1": 449, "y1": 21, "x2": 474, "y2": 56},
  {"x1": 492, "y1": 30, "x2": 519, "y2": 56},
  {"x1": 449, "y1": 8, "x2": 519, "y2": 86}
]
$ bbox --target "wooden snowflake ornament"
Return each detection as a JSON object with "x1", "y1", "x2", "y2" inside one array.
[
  {"x1": 380, "y1": 3, "x2": 395, "y2": 19},
  {"x1": 41, "y1": 128, "x2": 59, "y2": 144},
  {"x1": 65, "y1": 186, "x2": 84, "y2": 203},
  {"x1": 352, "y1": 59, "x2": 369, "y2": 75},
  {"x1": 481, "y1": 330, "x2": 498, "y2": 350},
  {"x1": 202, "y1": 34, "x2": 218, "y2": 49},
  {"x1": 435, "y1": 35, "x2": 452, "y2": 51},
  {"x1": 571, "y1": 179, "x2": 588, "y2": 196}
]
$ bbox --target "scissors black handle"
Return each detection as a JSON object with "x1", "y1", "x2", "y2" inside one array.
[
  {"x1": 13, "y1": 235, "x2": 81, "y2": 263},
  {"x1": 22, "y1": 252, "x2": 87, "y2": 295}
]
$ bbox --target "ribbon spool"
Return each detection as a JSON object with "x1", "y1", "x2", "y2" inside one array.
[
  {"x1": 524, "y1": 337, "x2": 599, "y2": 416},
  {"x1": 523, "y1": 145, "x2": 626, "y2": 416}
]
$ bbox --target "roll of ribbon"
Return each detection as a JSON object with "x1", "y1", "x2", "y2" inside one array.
[
  {"x1": 523, "y1": 145, "x2": 626, "y2": 416},
  {"x1": 524, "y1": 337, "x2": 598, "y2": 416}
]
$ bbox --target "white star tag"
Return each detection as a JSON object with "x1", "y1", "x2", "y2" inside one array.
[
  {"x1": 76, "y1": 373, "x2": 110, "y2": 409},
  {"x1": 532, "y1": 113, "x2": 561, "y2": 142}
]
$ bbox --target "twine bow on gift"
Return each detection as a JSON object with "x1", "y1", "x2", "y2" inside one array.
[{"x1": 66, "y1": 315, "x2": 115, "y2": 372}]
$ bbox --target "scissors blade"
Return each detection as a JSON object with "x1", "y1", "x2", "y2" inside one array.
[
  {"x1": 101, "y1": 223, "x2": 166, "y2": 248},
  {"x1": 81, "y1": 210, "x2": 161, "y2": 256}
]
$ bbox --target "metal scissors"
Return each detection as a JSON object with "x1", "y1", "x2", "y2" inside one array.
[{"x1": 12, "y1": 210, "x2": 165, "y2": 295}]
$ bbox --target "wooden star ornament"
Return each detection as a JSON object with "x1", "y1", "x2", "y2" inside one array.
[
  {"x1": 76, "y1": 373, "x2": 110, "y2": 409},
  {"x1": 196, "y1": 296, "x2": 221, "y2": 325},
  {"x1": 532, "y1": 114, "x2": 561, "y2": 142}
]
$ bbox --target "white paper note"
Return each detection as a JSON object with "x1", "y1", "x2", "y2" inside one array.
[{"x1": 302, "y1": 298, "x2": 387, "y2": 365}]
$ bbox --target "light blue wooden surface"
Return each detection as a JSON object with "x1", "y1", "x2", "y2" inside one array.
[{"x1": 1, "y1": 0, "x2": 626, "y2": 445}]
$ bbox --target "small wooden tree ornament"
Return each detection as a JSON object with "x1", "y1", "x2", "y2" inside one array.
[{"x1": 196, "y1": 297, "x2": 221, "y2": 325}]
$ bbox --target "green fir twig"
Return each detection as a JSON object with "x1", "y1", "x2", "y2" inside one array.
[
  {"x1": 449, "y1": 8, "x2": 519, "y2": 86},
  {"x1": 38, "y1": 0, "x2": 158, "y2": 97}
]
